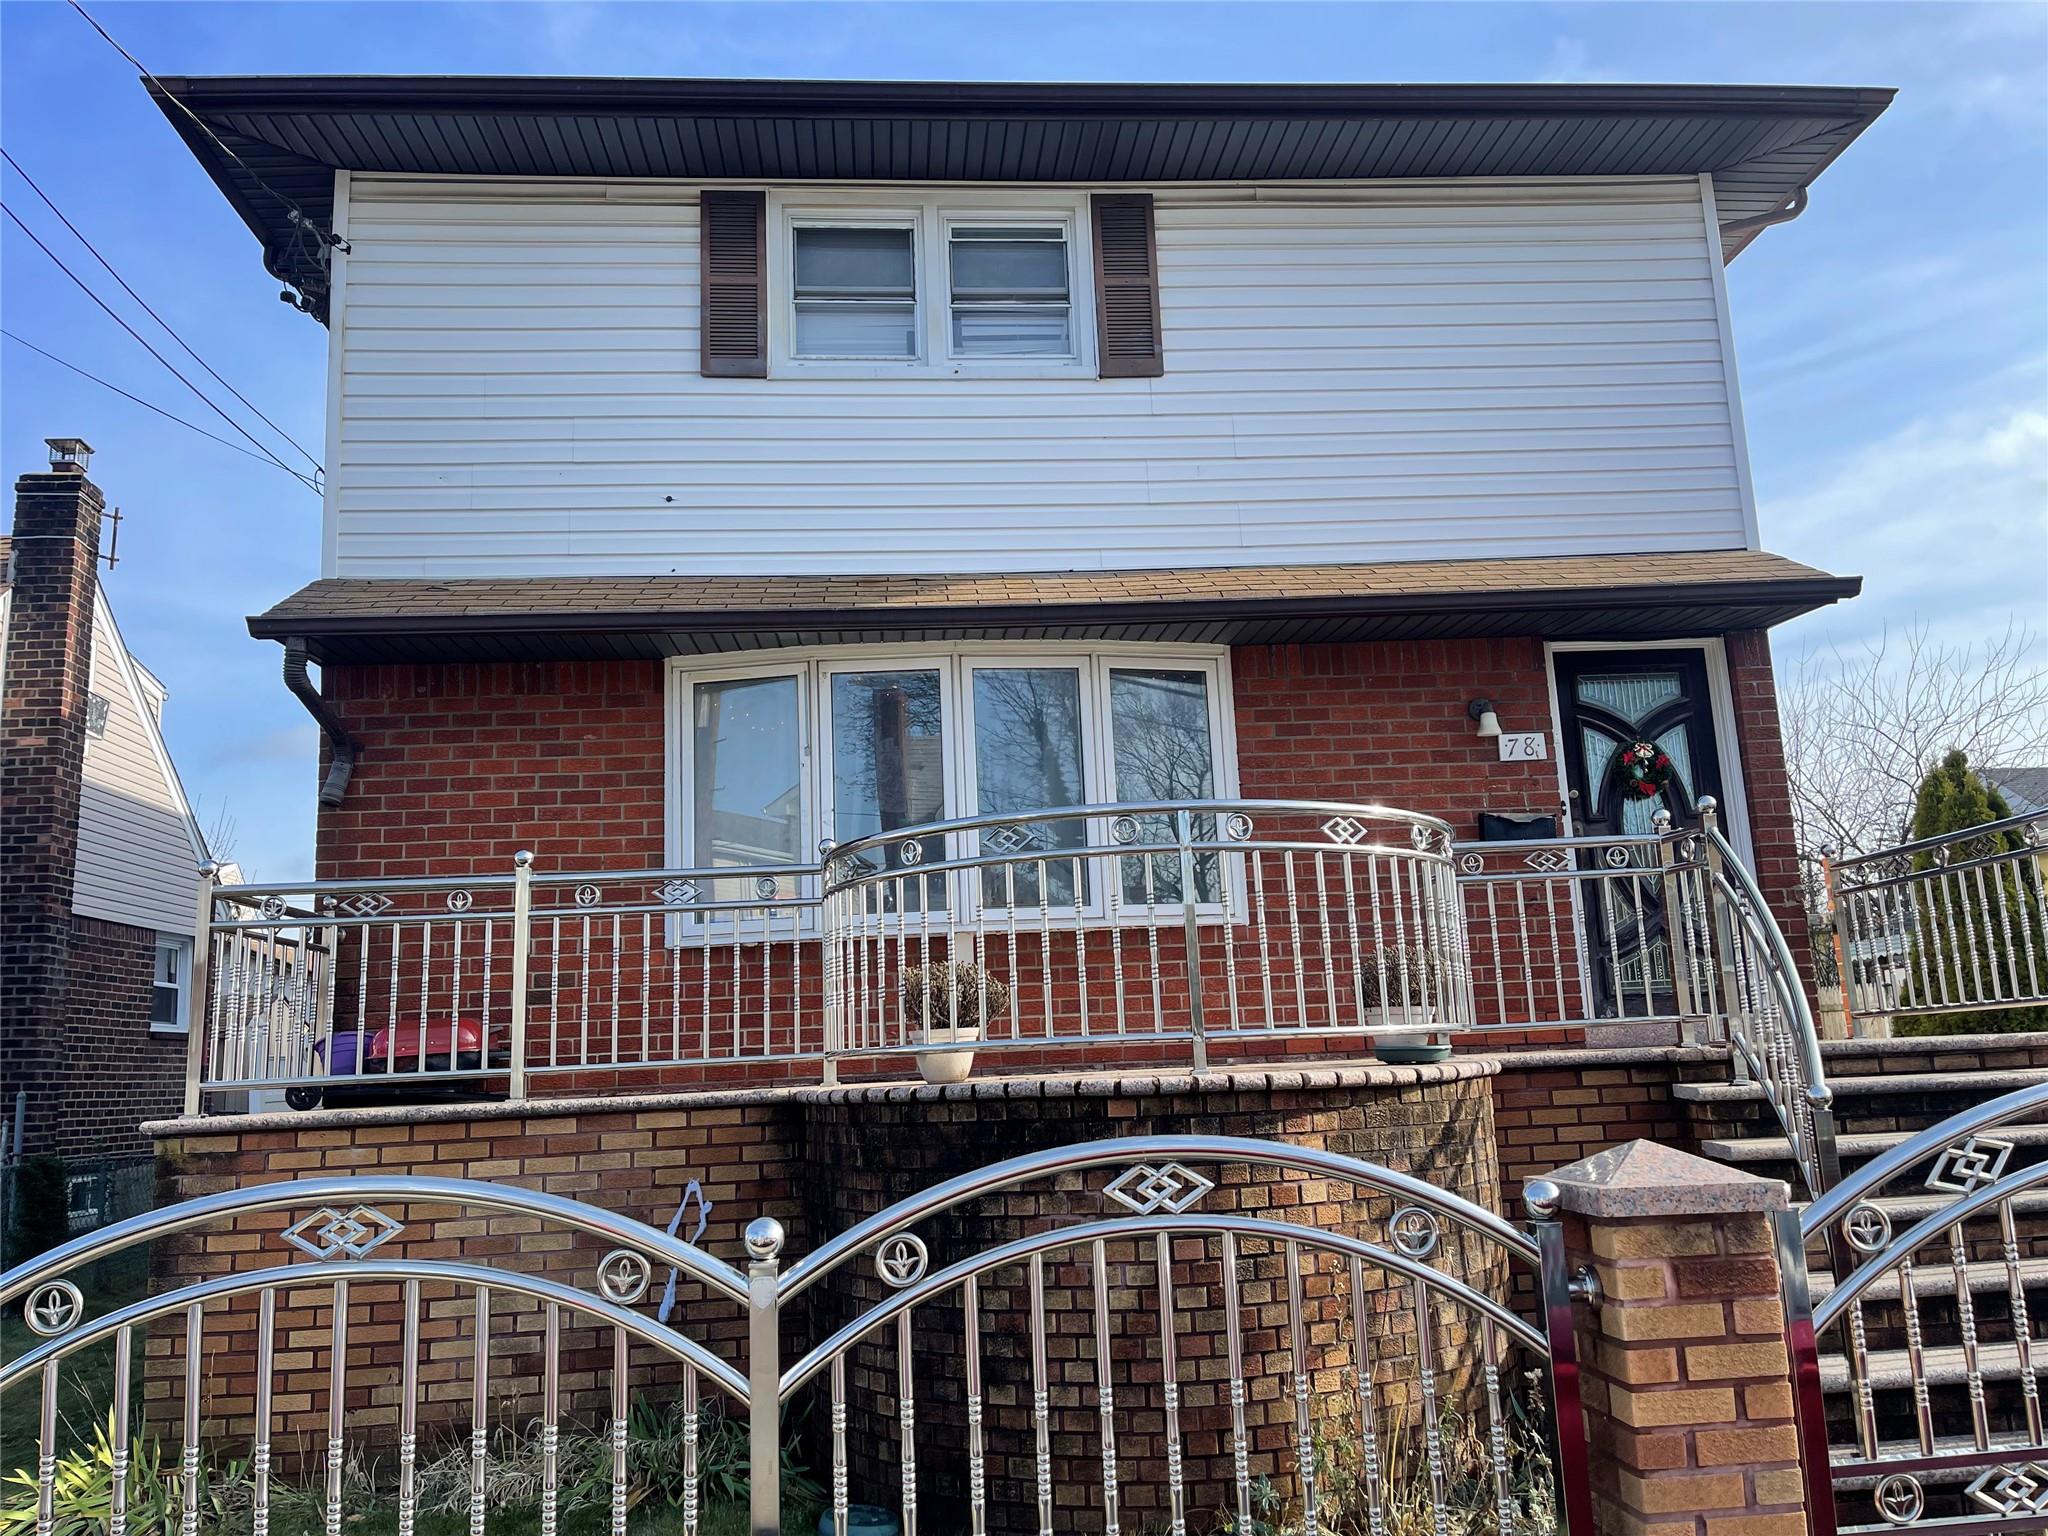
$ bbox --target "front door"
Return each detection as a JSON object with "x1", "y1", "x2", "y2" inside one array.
[{"x1": 1554, "y1": 648, "x2": 1728, "y2": 1016}]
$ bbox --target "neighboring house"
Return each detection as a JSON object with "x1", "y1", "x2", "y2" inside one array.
[
  {"x1": 0, "y1": 443, "x2": 209, "y2": 1169},
  {"x1": 1987, "y1": 766, "x2": 2048, "y2": 818},
  {"x1": 155, "y1": 77, "x2": 1887, "y2": 1075}
]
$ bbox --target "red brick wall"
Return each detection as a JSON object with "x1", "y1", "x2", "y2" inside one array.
[
  {"x1": 1724, "y1": 630, "x2": 1813, "y2": 988},
  {"x1": 1232, "y1": 639, "x2": 1563, "y2": 836},
  {"x1": 61, "y1": 915, "x2": 184, "y2": 1160},
  {"x1": 316, "y1": 661, "x2": 667, "y2": 880}
]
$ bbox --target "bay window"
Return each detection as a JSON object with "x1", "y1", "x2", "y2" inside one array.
[{"x1": 669, "y1": 647, "x2": 1233, "y2": 921}]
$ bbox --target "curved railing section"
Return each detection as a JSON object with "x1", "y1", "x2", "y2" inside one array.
[
  {"x1": 821, "y1": 798, "x2": 1471, "y2": 1070},
  {"x1": 1824, "y1": 809, "x2": 2048, "y2": 1034},
  {"x1": 1792, "y1": 1083, "x2": 2048, "y2": 1534},
  {"x1": 0, "y1": 1177, "x2": 751, "y2": 1536},
  {"x1": 1701, "y1": 807, "x2": 1841, "y2": 1196},
  {"x1": 762, "y1": 1132, "x2": 1585, "y2": 1536}
]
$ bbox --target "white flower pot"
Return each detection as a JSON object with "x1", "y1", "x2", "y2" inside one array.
[
  {"x1": 914, "y1": 1021, "x2": 981, "y2": 1084},
  {"x1": 1367, "y1": 1007, "x2": 1449, "y2": 1064}
]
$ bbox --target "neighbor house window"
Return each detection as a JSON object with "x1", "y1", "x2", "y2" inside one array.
[
  {"x1": 669, "y1": 647, "x2": 1233, "y2": 921},
  {"x1": 774, "y1": 195, "x2": 1090, "y2": 376},
  {"x1": 151, "y1": 937, "x2": 189, "y2": 1031},
  {"x1": 947, "y1": 225, "x2": 1073, "y2": 357},
  {"x1": 790, "y1": 224, "x2": 919, "y2": 359}
]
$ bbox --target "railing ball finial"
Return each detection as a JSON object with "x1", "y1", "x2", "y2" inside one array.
[
  {"x1": 1806, "y1": 1082, "x2": 1835, "y2": 1111},
  {"x1": 1697, "y1": 795, "x2": 1718, "y2": 817},
  {"x1": 744, "y1": 1217, "x2": 785, "y2": 1262},
  {"x1": 1523, "y1": 1178, "x2": 1562, "y2": 1221},
  {"x1": 513, "y1": 849, "x2": 533, "y2": 869},
  {"x1": 1650, "y1": 808, "x2": 1672, "y2": 832}
]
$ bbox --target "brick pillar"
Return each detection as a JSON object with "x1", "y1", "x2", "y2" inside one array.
[
  {"x1": 1725, "y1": 628, "x2": 1816, "y2": 995},
  {"x1": 0, "y1": 446, "x2": 105, "y2": 1158},
  {"x1": 1529, "y1": 1139, "x2": 1807, "y2": 1536}
]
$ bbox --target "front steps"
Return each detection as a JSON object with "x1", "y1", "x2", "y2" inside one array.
[{"x1": 1680, "y1": 1034, "x2": 2048, "y2": 1517}]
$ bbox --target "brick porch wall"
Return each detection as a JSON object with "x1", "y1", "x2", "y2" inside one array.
[{"x1": 1724, "y1": 629, "x2": 1815, "y2": 990}]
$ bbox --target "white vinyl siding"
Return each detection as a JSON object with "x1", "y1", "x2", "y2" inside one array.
[
  {"x1": 72, "y1": 601, "x2": 203, "y2": 934},
  {"x1": 330, "y1": 174, "x2": 1751, "y2": 577}
]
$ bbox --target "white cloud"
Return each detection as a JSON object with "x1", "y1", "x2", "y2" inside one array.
[
  {"x1": 1766, "y1": 401, "x2": 2048, "y2": 653},
  {"x1": 1535, "y1": 36, "x2": 1627, "y2": 85}
]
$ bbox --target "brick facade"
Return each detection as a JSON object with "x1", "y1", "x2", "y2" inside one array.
[{"x1": 0, "y1": 464, "x2": 178, "y2": 1165}]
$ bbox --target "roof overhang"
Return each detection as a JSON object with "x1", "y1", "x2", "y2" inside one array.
[
  {"x1": 148, "y1": 74, "x2": 1893, "y2": 318},
  {"x1": 249, "y1": 552, "x2": 1861, "y2": 666}
]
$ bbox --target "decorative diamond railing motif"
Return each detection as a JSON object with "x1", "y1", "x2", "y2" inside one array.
[
  {"x1": 1968, "y1": 1463, "x2": 2048, "y2": 1517},
  {"x1": 1103, "y1": 1163, "x2": 1214, "y2": 1215},
  {"x1": 657, "y1": 878, "x2": 699, "y2": 906},
  {"x1": 1320, "y1": 815, "x2": 1369, "y2": 846},
  {"x1": 1522, "y1": 848, "x2": 1572, "y2": 873},
  {"x1": 334, "y1": 893, "x2": 394, "y2": 919},
  {"x1": 982, "y1": 823, "x2": 1043, "y2": 856},
  {"x1": 1926, "y1": 1135, "x2": 2015, "y2": 1194},
  {"x1": 281, "y1": 1205, "x2": 406, "y2": 1261}
]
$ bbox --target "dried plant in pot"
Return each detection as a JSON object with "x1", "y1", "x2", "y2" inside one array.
[
  {"x1": 1358, "y1": 944, "x2": 1452, "y2": 1064},
  {"x1": 900, "y1": 960, "x2": 1010, "y2": 1084}
]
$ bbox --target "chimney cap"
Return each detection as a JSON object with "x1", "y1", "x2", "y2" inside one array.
[{"x1": 45, "y1": 437, "x2": 93, "y2": 472}]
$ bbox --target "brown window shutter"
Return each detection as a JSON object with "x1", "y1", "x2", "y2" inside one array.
[
  {"x1": 700, "y1": 190, "x2": 766, "y2": 378},
  {"x1": 1091, "y1": 193, "x2": 1164, "y2": 379}
]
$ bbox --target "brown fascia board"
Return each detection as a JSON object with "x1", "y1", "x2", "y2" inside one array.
[
  {"x1": 247, "y1": 573, "x2": 1863, "y2": 647},
  {"x1": 150, "y1": 75, "x2": 1896, "y2": 122}
]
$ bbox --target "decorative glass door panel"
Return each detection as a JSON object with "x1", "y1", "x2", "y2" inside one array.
[{"x1": 1554, "y1": 650, "x2": 1726, "y2": 1017}]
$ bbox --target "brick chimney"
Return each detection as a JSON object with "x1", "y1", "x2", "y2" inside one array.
[{"x1": 0, "y1": 439, "x2": 104, "y2": 1159}]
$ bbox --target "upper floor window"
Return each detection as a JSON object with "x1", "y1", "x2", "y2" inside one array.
[
  {"x1": 947, "y1": 225, "x2": 1072, "y2": 357},
  {"x1": 791, "y1": 224, "x2": 919, "y2": 359},
  {"x1": 772, "y1": 194, "x2": 1090, "y2": 377}
]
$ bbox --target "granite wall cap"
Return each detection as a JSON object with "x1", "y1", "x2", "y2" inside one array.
[{"x1": 1529, "y1": 1138, "x2": 1789, "y2": 1219}]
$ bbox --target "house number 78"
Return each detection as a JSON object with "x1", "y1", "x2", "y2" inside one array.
[{"x1": 1497, "y1": 732, "x2": 1549, "y2": 762}]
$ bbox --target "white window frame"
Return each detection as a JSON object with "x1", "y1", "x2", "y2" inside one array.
[
  {"x1": 150, "y1": 934, "x2": 191, "y2": 1034},
  {"x1": 767, "y1": 191, "x2": 1096, "y2": 380},
  {"x1": 786, "y1": 213, "x2": 924, "y2": 365},
  {"x1": 665, "y1": 643, "x2": 1237, "y2": 937}
]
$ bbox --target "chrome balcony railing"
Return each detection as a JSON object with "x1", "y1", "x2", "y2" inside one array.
[
  {"x1": 1823, "y1": 810, "x2": 2048, "y2": 1032},
  {"x1": 180, "y1": 795, "x2": 1838, "y2": 1189}
]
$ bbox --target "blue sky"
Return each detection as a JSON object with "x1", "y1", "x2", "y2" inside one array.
[{"x1": 3, "y1": 1, "x2": 2044, "y2": 881}]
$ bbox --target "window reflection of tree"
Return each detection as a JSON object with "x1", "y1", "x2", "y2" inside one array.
[
  {"x1": 1111, "y1": 670, "x2": 1220, "y2": 903},
  {"x1": 973, "y1": 668, "x2": 1086, "y2": 908},
  {"x1": 832, "y1": 672, "x2": 947, "y2": 909}
]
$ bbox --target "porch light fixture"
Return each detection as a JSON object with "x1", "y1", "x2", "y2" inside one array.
[
  {"x1": 45, "y1": 437, "x2": 92, "y2": 472},
  {"x1": 1467, "y1": 698, "x2": 1503, "y2": 739}
]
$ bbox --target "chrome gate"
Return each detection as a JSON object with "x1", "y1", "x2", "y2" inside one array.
[
  {"x1": 2, "y1": 1140, "x2": 1594, "y2": 1536},
  {"x1": 1791, "y1": 1083, "x2": 2048, "y2": 1533}
]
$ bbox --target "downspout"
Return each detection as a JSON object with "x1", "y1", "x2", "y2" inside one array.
[
  {"x1": 282, "y1": 637, "x2": 357, "y2": 808},
  {"x1": 1718, "y1": 186, "x2": 1808, "y2": 238}
]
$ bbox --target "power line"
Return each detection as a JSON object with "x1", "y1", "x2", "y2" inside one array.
[
  {"x1": 3, "y1": 200, "x2": 319, "y2": 491},
  {"x1": 2, "y1": 147, "x2": 323, "y2": 475},
  {"x1": 65, "y1": 0, "x2": 345, "y2": 252},
  {"x1": 2, "y1": 328, "x2": 321, "y2": 490}
]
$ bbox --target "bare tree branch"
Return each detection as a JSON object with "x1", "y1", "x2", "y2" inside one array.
[{"x1": 1783, "y1": 620, "x2": 2048, "y2": 859}]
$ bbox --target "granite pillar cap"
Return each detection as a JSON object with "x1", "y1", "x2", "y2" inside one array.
[{"x1": 1527, "y1": 1138, "x2": 1788, "y2": 1219}]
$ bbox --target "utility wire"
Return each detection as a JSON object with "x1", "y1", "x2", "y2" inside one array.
[
  {"x1": 2, "y1": 328, "x2": 321, "y2": 490},
  {"x1": 2, "y1": 147, "x2": 323, "y2": 475},
  {"x1": 3, "y1": 201, "x2": 320, "y2": 492},
  {"x1": 65, "y1": 0, "x2": 344, "y2": 250}
]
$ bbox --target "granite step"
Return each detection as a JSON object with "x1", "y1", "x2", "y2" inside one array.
[
  {"x1": 1817, "y1": 1338, "x2": 2040, "y2": 1393},
  {"x1": 1809, "y1": 1256, "x2": 2048, "y2": 1303},
  {"x1": 1675, "y1": 1069, "x2": 2048, "y2": 1105},
  {"x1": 1706, "y1": 1123, "x2": 2048, "y2": 1166}
]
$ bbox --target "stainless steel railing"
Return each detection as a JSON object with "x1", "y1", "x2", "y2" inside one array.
[
  {"x1": 820, "y1": 798, "x2": 1469, "y2": 1072},
  {"x1": 1823, "y1": 810, "x2": 2048, "y2": 1034},
  {"x1": 183, "y1": 794, "x2": 1839, "y2": 1192}
]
